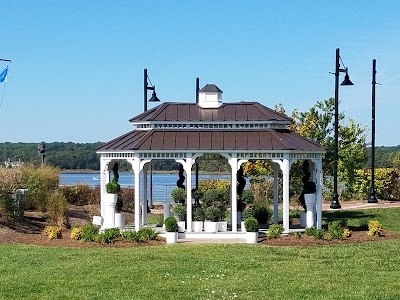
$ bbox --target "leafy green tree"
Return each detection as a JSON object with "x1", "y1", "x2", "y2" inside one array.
[
  {"x1": 291, "y1": 98, "x2": 367, "y2": 194},
  {"x1": 392, "y1": 152, "x2": 400, "y2": 170}
]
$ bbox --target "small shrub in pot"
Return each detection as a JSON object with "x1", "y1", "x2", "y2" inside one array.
[
  {"x1": 164, "y1": 217, "x2": 178, "y2": 232},
  {"x1": 193, "y1": 207, "x2": 205, "y2": 221},
  {"x1": 172, "y1": 204, "x2": 186, "y2": 221},
  {"x1": 244, "y1": 217, "x2": 259, "y2": 232},
  {"x1": 204, "y1": 206, "x2": 221, "y2": 222}
]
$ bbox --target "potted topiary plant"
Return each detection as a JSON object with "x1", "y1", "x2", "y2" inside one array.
[
  {"x1": 217, "y1": 208, "x2": 228, "y2": 232},
  {"x1": 170, "y1": 188, "x2": 186, "y2": 205},
  {"x1": 241, "y1": 206, "x2": 255, "y2": 232},
  {"x1": 244, "y1": 217, "x2": 259, "y2": 244},
  {"x1": 192, "y1": 206, "x2": 205, "y2": 232},
  {"x1": 303, "y1": 180, "x2": 317, "y2": 228},
  {"x1": 164, "y1": 216, "x2": 178, "y2": 244},
  {"x1": 299, "y1": 160, "x2": 317, "y2": 228},
  {"x1": 104, "y1": 178, "x2": 119, "y2": 229},
  {"x1": 172, "y1": 204, "x2": 186, "y2": 232},
  {"x1": 203, "y1": 205, "x2": 220, "y2": 233}
]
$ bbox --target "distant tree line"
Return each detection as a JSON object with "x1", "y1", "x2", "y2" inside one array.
[
  {"x1": 361, "y1": 145, "x2": 400, "y2": 169},
  {"x1": 0, "y1": 142, "x2": 398, "y2": 171},
  {"x1": 0, "y1": 142, "x2": 102, "y2": 170}
]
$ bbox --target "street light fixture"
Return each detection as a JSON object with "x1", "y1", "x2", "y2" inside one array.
[
  {"x1": 331, "y1": 48, "x2": 354, "y2": 209},
  {"x1": 368, "y1": 59, "x2": 378, "y2": 203},
  {"x1": 144, "y1": 68, "x2": 161, "y2": 211},
  {"x1": 144, "y1": 68, "x2": 160, "y2": 112}
]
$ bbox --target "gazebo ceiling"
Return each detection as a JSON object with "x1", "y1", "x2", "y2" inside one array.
[
  {"x1": 129, "y1": 102, "x2": 292, "y2": 123},
  {"x1": 97, "y1": 129, "x2": 324, "y2": 152}
]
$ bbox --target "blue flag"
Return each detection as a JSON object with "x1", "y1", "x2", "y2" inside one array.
[{"x1": 0, "y1": 67, "x2": 8, "y2": 83}]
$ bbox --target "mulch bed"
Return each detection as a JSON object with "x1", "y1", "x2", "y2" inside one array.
[{"x1": 1, "y1": 207, "x2": 400, "y2": 248}]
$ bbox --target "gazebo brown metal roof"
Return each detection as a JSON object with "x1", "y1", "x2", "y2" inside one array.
[
  {"x1": 129, "y1": 102, "x2": 292, "y2": 123},
  {"x1": 97, "y1": 129, "x2": 324, "y2": 152}
]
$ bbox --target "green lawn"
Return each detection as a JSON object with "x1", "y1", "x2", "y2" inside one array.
[{"x1": 1, "y1": 208, "x2": 400, "y2": 300}]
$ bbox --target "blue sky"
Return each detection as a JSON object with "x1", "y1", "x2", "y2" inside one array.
[{"x1": 0, "y1": 1, "x2": 399, "y2": 146}]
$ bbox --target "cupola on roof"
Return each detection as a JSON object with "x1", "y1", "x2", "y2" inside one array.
[{"x1": 198, "y1": 84, "x2": 223, "y2": 109}]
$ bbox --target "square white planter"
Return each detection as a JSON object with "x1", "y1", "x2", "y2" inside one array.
[
  {"x1": 192, "y1": 221, "x2": 203, "y2": 232},
  {"x1": 204, "y1": 221, "x2": 218, "y2": 233},
  {"x1": 241, "y1": 221, "x2": 247, "y2": 232},
  {"x1": 165, "y1": 232, "x2": 178, "y2": 244},
  {"x1": 114, "y1": 213, "x2": 125, "y2": 229},
  {"x1": 218, "y1": 221, "x2": 228, "y2": 232},
  {"x1": 177, "y1": 221, "x2": 186, "y2": 233},
  {"x1": 246, "y1": 232, "x2": 258, "y2": 244}
]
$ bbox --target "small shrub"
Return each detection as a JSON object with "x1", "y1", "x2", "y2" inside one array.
[
  {"x1": 138, "y1": 227, "x2": 158, "y2": 240},
  {"x1": 105, "y1": 181, "x2": 119, "y2": 194},
  {"x1": 323, "y1": 232, "x2": 333, "y2": 240},
  {"x1": 119, "y1": 187, "x2": 134, "y2": 211},
  {"x1": 60, "y1": 184, "x2": 94, "y2": 206},
  {"x1": 367, "y1": 219, "x2": 383, "y2": 236},
  {"x1": 96, "y1": 228, "x2": 120, "y2": 244},
  {"x1": 121, "y1": 230, "x2": 142, "y2": 242},
  {"x1": 164, "y1": 217, "x2": 178, "y2": 232},
  {"x1": 80, "y1": 225, "x2": 100, "y2": 242},
  {"x1": 242, "y1": 206, "x2": 255, "y2": 220},
  {"x1": 241, "y1": 189, "x2": 254, "y2": 205},
  {"x1": 267, "y1": 224, "x2": 284, "y2": 239},
  {"x1": 42, "y1": 226, "x2": 62, "y2": 240},
  {"x1": 343, "y1": 228, "x2": 352, "y2": 238},
  {"x1": 305, "y1": 227, "x2": 325, "y2": 240},
  {"x1": 253, "y1": 204, "x2": 271, "y2": 224},
  {"x1": 170, "y1": 188, "x2": 186, "y2": 205},
  {"x1": 172, "y1": 205, "x2": 186, "y2": 221},
  {"x1": 294, "y1": 232, "x2": 302, "y2": 239},
  {"x1": 244, "y1": 217, "x2": 259, "y2": 232},
  {"x1": 70, "y1": 227, "x2": 83, "y2": 240},
  {"x1": 47, "y1": 190, "x2": 70, "y2": 228},
  {"x1": 193, "y1": 207, "x2": 205, "y2": 221},
  {"x1": 201, "y1": 188, "x2": 229, "y2": 207},
  {"x1": 327, "y1": 221, "x2": 344, "y2": 239},
  {"x1": 21, "y1": 165, "x2": 59, "y2": 211},
  {"x1": 204, "y1": 206, "x2": 221, "y2": 222}
]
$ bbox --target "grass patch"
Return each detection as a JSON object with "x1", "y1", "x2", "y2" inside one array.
[
  {"x1": 1, "y1": 241, "x2": 400, "y2": 299},
  {"x1": 323, "y1": 207, "x2": 400, "y2": 232},
  {"x1": 1, "y1": 207, "x2": 400, "y2": 299}
]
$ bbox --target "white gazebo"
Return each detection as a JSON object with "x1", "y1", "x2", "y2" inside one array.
[{"x1": 96, "y1": 84, "x2": 325, "y2": 235}]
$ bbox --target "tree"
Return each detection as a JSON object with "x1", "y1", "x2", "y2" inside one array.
[
  {"x1": 291, "y1": 98, "x2": 367, "y2": 194},
  {"x1": 393, "y1": 152, "x2": 400, "y2": 171}
]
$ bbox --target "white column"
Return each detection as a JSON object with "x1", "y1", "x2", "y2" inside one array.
[
  {"x1": 313, "y1": 159, "x2": 323, "y2": 230},
  {"x1": 273, "y1": 159, "x2": 291, "y2": 233},
  {"x1": 127, "y1": 158, "x2": 141, "y2": 231},
  {"x1": 100, "y1": 157, "x2": 111, "y2": 228},
  {"x1": 186, "y1": 157, "x2": 193, "y2": 232},
  {"x1": 229, "y1": 156, "x2": 238, "y2": 232},
  {"x1": 176, "y1": 157, "x2": 194, "y2": 232},
  {"x1": 142, "y1": 165, "x2": 148, "y2": 226},
  {"x1": 271, "y1": 162, "x2": 280, "y2": 224}
]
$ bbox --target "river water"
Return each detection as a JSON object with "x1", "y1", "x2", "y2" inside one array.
[
  {"x1": 60, "y1": 173, "x2": 232, "y2": 202},
  {"x1": 59, "y1": 173, "x2": 231, "y2": 187}
]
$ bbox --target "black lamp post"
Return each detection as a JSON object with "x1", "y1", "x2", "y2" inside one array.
[
  {"x1": 331, "y1": 48, "x2": 354, "y2": 209},
  {"x1": 144, "y1": 68, "x2": 161, "y2": 211},
  {"x1": 368, "y1": 59, "x2": 378, "y2": 203}
]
